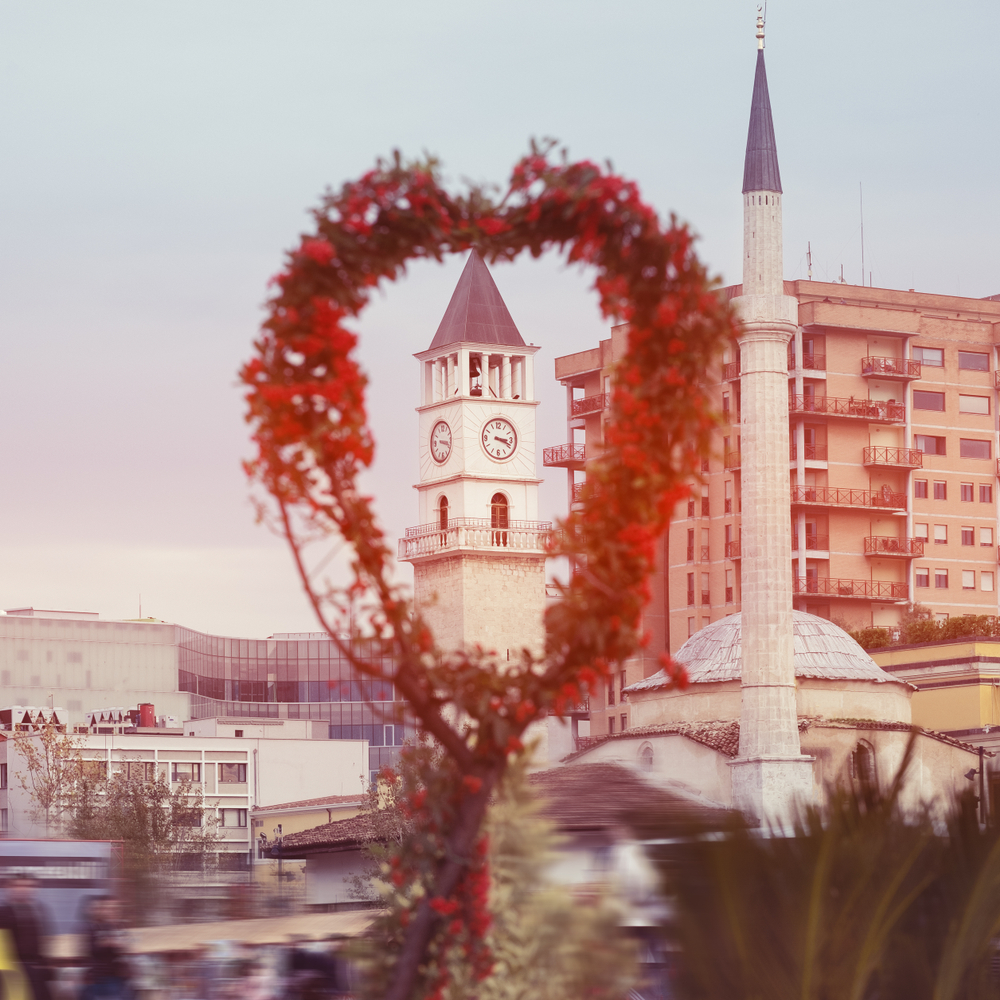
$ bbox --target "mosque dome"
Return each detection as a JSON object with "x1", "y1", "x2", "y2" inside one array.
[{"x1": 626, "y1": 611, "x2": 910, "y2": 727}]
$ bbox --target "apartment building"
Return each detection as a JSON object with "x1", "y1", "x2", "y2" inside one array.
[{"x1": 551, "y1": 285, "x2": 1000, "y2": 732}]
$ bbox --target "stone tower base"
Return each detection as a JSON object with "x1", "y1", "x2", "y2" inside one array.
[{"x1": 730, "y1": 755, "x2": 816, "y2": 830}]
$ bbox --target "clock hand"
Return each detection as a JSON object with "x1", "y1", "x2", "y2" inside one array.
[{"x1": 494, "y1": 436, "x2": 511, "y2": 444}]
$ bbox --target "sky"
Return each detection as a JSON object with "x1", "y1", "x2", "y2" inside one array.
[{"x1": 1, "y1": 1, "x2": 997, "y2": 638}]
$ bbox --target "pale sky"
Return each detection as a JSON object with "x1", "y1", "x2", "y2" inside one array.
[{"x1": 1, "y1": 1, "x2": 997, "y2": 637}]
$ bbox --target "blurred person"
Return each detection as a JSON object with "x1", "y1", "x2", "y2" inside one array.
[
  {"x1": 81, "y1": 897, "x2": 132, "y2": 1000},
  {"x1": 0, "y1": 873, "x2": 53, "y2": 1000}
]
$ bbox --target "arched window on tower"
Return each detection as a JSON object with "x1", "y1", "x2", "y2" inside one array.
[
  {"x1": 638, "y1": 743, "x2": 654, "y2": 770},
  {"x1": 470, "y1": 355, "x2": 483, "y2": 397},
  {"x1": 850, "y1": 739, "x2": 877, "y2": 795},
  {"x1": 491, "y1": 493, "x2": 509, "y2": 547},
  {"x1": 438, "y1": 496, "x2": 449, "y2": 544}
]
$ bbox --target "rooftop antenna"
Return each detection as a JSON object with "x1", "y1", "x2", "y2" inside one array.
[
  {"x1": 860, "y1": 182, "x2": 865, "y2": 286},
  {"x1": 840, "y1": 264, "x2": 845, "y2": 284},
  {"x1": 807, "y1": 241, "x2": 813, "y2": 280}
]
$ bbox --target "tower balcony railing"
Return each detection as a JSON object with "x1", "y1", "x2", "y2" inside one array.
[
  {"x1": 791, "y1": 485, "x2": 907, "y2": 510},
  {"x1": 722, "y1": 360, "x2": 740, "y2": 381},
  {"x1": 724, "y1": 450, "x2": 741, "y2": 470},
  {"x1": 864, "y1": 536, "x2": 924, "y2": 558},
  {"x1": 542, "y1": 443, "x2": 586, "y2": 468},
  {"x1": 398, "y1": 518, "x2": 552, "y2": 560},
  {"x1": 862, "y1": 446, "x2": 923, "y2": 469},
  {"x1": 861, "y1": 356, "x2": 922, "y2": 380},
  {"x1": 794, "y1": 578, "x2": 908, "y2": 601},
  {"x1": 571, "y1": 393, "x2": 611, "y2": 417},
  {"x1": 790, "y1": 443, "x2": 828, "y2": 461},
  {"x1": 788, "y1": 395, "x2": 905, "y2": 423}
]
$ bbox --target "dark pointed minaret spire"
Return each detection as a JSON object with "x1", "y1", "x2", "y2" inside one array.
[{"x1": 742, "y1": 12, "x2": 782, "y2": 195}]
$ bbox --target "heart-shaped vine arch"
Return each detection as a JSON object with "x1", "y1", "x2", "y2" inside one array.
[{"x1": 241, "y1": 144, "x2": 736, "y2": 1000}]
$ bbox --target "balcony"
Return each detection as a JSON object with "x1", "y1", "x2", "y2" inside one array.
[
  {"x1": 571, "y1": 393, "x2": 610, "y2": 417},
  {"x1": 788, "y1": 395, "x2": 905, "y2": 423},
  {"x1": 543, "y1": 443, "x2": 586, "y2": 469},
  {"x1": 790, "y1": 443, "x2": 829, "y2": 462},
  {"x1": 995, "y1": 371, "x2": 1000, "y2": 391},
  {"x1": 862, "y1": 446, "x2": 923, "y2": 469},
  {"x1": 794, "y1": 577, "x2": 908, "y2": 601},
  {"x1": 399, "y1": 518, "x2": 552, "y2": 561},
  {"x1": 572, "y1": 482, "x2": 585, "y2": 503},
  {"x1": 789, "y1": 352, "x2": 826, "y2": 371},
  {"x1": 724, "y1": 450, "x2": 741, "y2": 470},
  {"x1": 725, "y1": 540, "x2": 741, "y2": 560},
  {"x1": 791, "y1": 485, "x2": 907, "y2": 511},
  {"x1": 792, "y1": 533, "x2": 830, "y2": 551},
  {"x1": 864, "y1": 536, "x2": 924, "y2": 558},
  {"x1": 861, "y1": 357, "x2": 921, "y2": 380},
  {"x1": 723, "y1": 360, "x2": 740, "y2": 381}
]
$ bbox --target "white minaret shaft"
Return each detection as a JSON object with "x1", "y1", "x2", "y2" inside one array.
[{"x1": 730, "y1": 15, "x2": 814, "y2": 822}]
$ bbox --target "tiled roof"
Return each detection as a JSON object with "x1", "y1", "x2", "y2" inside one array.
[
  {"x1": 252, "y1": 794, "x2": 364, "y2": 813},
  {"x1": 427, "y1": 252, "x2": 525, "y2": 351},
  {"x1": 279, "y1": 813, "x2": 376, "y2": 853},
  {"x1": 563, "y1": 718, "x2": 988, "y2": 764},
  {"x1": 628, "y1": 611, "x2": 907, "y2": 694},
  {"x1": 742, "y1": 49, "x2": 782, "y2": 193}
]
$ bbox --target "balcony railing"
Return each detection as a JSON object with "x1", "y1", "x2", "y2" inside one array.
[
  {"x1": 722, "y1": 361, "x2": 740, "y2": 381},
  {"x1": 572, "y1": 482, "x2": 585, "y2": 502},
  {"x1": 789, "y1": 352, "x2": 826, "y2": 371},
  {"x1": 725, "y1": 540, "x2": 741, "y2": 559},
  {"x1": 864, "y1": 536, "x2": 924, "y2": 558},
  {"x1": 724, "y1": 450, "x2": 741, "y2": 470},
  {"x1": 399, "y1": 518, "x2": 551, "y2": 560},
  {"x1": 543, "y1": 443, "x2": 586, "y2": 468},
  {"x1": 792, "y1": 533, "x2": 830, "y2": 551},
  {"x1": 790, "y1": 443, "x2": 829, "y2": 461},
  {"x1": 788, "y1": 395, "x2": 905, "y2": 423},
  {"x1": 995, "y1": 371, "x2": 1000, "y2": 391},
  {"x1": 862, "y1": 446, "x2": 923, "y2": 469},
  {"x1": 791, "y1": 485, "x2": 907, "y2": 510},
  {"x1": 861, "y1": 356, "x2": 921, "y2": 380},
  {"x1": 794, "y1": 577, "x2": 908, "y2": 601},
  {"x1": 571, "y1": 393, "x2": 610, "y2": 417}
]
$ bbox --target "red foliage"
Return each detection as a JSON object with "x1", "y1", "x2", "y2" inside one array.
[{"x1": 240, "y1": 144, "x2": 735, "y2": 1000}]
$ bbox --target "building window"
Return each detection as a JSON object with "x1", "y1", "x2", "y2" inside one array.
[
  {"x1": 620, "y1": 670, "x2": 627, "y2": 699},
  {"x1": 220, "y1": 809, "x2": 248, "y2": 828},
  {"x1": 914, "y1": 523, "x2": 929, "y2": 541},
  {"x1": 176, "y1": 810, "x2": 204, "y2": 828},
  {"x1": 983, "y1": 572, "x2": 995, "y2": 592},
  {"x1": 0, "y1": 810, "x2": 6, "y2": 833},
  {"x1": 0, "y1": 764, "x2": 6, "y2": 789},
  {"x1": 959, "y1": 395, "x2": 990, "y2": 415},
  {"x1": 725, "y1": 480, "x2": 733, "y2": 514},
  {"x1": 915, "y1": 568, "x2": 930, "y2": 588},
  {"x1": 915, "y1": 435, "x2": 946, "y2": 455},
  {"x1": 438, "y1": 495, "x2": 449, "y2": 530},
  {"x1": 936, "y1": 613, "x2": 950, "y2": 623},
  {"x1": 722, "y1": 392, "x2": 730, "y2": 421},
  {"x1": 913, "y1": 390, "x2": 945, "y2": 411},
  {"x1": 961, "y1": 527, "x2": 974, "y2": 546},
  {"x1": 912, "y1": 346, "x2": 944, "y2": 367},
  {"x1": 701, "y1": 573, "x2": 710, "y2": 606},
  {"x1": 934, "y1": 525, "x2": 948, "y2": 545},
  {"x1": 933, "y1": 482, "x2": 947, "y2": 500},
  {"x1": 963, "y1": 570, "x2": 976, "y2": 590},
  {"x1": 981, "y1": 527, "x2": 994, "y2": 547},
  {"x1": 958, "y1": 351, "x2": 989, "y2": 371},
  {"x1": 686, "y1": 529, "x2": 695, "y2": 562},
  {"x1": 608, "y1": 717, "x2": 615, "y2": 735},
  {"x1": 687, "y1": 617, "x2": 695, "y2": 638},
  {"x1": 701, "y1": 528, "x2": 710, "y2": 561},
  {"x1": 171, "y1": 763, "x2": 202, "y2": 783},
  {"x1": 219, "y1": 763, "x2": 247, "y2": 783},
  {"x1": 687, "y1": 499, "x2": 695, "y2": 517},
  {"x1": 687, "y1": 573, "x2": 695, "y2": 606},
  {"x1": 961, "y1": 483, "x2": 974, "y2": 502},
  {"x1": 607, "y1": 679, "x2": 615, "y2": 707},
  {"x1": 914, "y1": 480, "x2": 928, "y2": 499},
  {"x1": 621, "y1": 714, "x2": 628, "y2": 732},
  {"x1": 701, "y1": 485, "x2": 710, "y2": 517},
  {"x1": 234, "y1": 730, "x2": 243, "y2": 738},
  {"x1": 490, "y1": 493, "x2": 509, "y2": 544},
  {"x1": 725, "y1": 568, "x2": 734, "y2": 604},
  {"x1": 981, "y1": 484, "x2": 993, "y2": 503},
  {"x1": 701, "y1": 458, "x2": 710, "y2": 473},
  {"x1": 935, "y1": 569, "x2": 949, "y2": 589},
  {"x1": 639, "y1": 744, "x2": 654, "y2": 769},
  {"x1": 960, "y1": 439, "x2": 992, "y2": 460},
  {"x1": 124, "y1": 762, "x2": 155, "y2": 782}
]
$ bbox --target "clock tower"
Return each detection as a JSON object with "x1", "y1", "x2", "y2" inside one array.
[{"x1": 398, "y1": 252, "x2": 548, "y2": 658}]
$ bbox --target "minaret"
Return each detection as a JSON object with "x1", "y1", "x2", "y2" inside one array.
[{"x1": 729, "y1": 14, "x2": 814, "y2": 824}]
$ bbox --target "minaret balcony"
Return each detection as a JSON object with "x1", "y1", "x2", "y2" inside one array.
[
  {"x1": 794, "y1": 578, "x2": 908, "y2": 602},
  {"x1": 398, "y1": 518, "x2": 552, "y2": 561},
  {"x1": 791, "y1": 485, "x2": 907, "y2": 511},
  {"x1": 864, "y1": 536, "x2": 924, "y2": 558},
  {"x1": 543, "y1": 443, "x2": 586, "y2": 469},
  {"x1": 861, "y1": 357, "x2": 921, "y2": 381},
  {"x1": 862, "y1": 446, "x2": 923, "y2": 469},
  {"x1": 788, "y1": 395, "x2": 905, "y2": 423},
  {"x1": 571, "y1": 393, "x2": 610, "y2": 417}
]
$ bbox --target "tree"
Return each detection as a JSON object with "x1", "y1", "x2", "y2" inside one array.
[
  {"x1": 241, "y1": 144, "x2": 734, "y2": 998},
  {"x1": 13, "y1": 726, "x2": 87, "y2": 835}
]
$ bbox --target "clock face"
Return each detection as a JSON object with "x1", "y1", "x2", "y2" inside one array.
[
  {"x1": 430, "y1": 420, "x2": 453, "y2": 463},
  {"x1": 481, "y1": 417, "x2": 518, "y2": 461}
]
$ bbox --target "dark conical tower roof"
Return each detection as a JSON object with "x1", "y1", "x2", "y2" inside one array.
[
  {"x1": 742, "y1": 49, "x2": 782, "y2": 194},
  {"x1": 428, "y1": 252, "x2": 525, "y2": 351}
]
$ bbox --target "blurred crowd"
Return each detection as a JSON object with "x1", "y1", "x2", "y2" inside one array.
[{"x1": 0, "y1": 874, "x2": 353, "y2": 1000}]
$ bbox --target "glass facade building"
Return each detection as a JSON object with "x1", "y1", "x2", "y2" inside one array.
[{"x1": 177, "y1": 628, "x2": 406, "y2": 778}]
